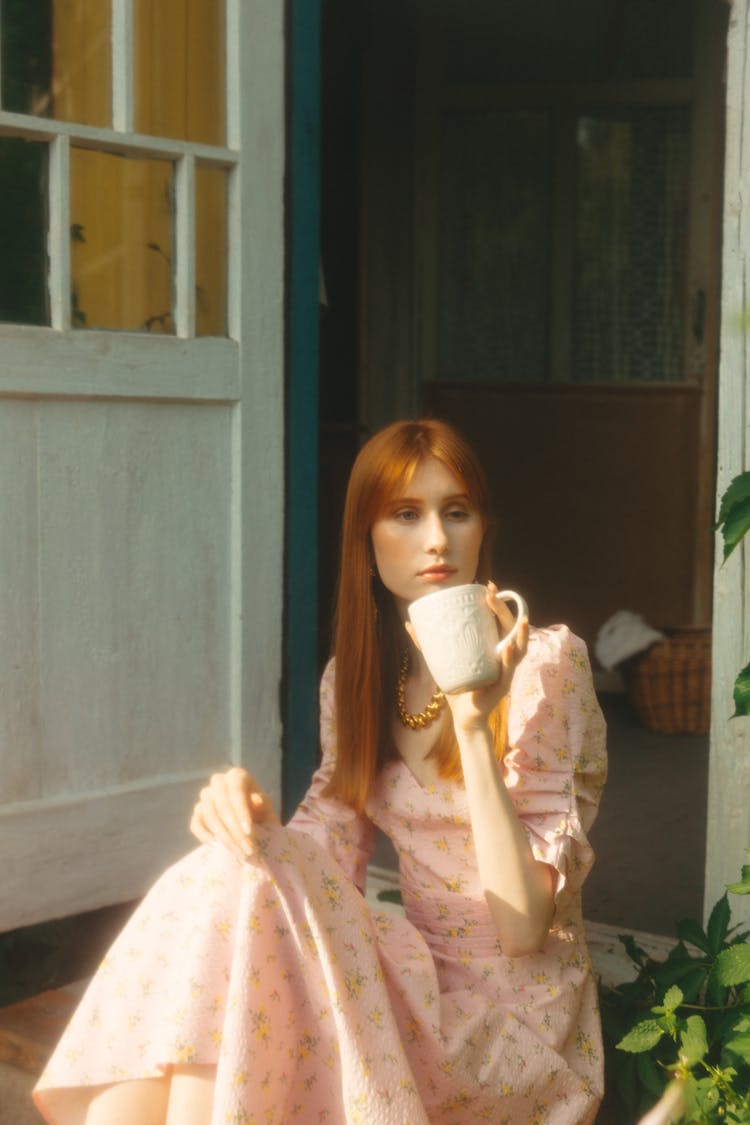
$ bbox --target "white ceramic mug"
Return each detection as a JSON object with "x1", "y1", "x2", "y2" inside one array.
[{"x1": 407, "y1": 583, "x2": 528, "y2": 695}]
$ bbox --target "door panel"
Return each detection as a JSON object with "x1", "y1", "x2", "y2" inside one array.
[{"x1": 0, "y1": 0, "x2": 285, "y2": 930}]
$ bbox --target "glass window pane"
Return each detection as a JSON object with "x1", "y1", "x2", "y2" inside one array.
[
  {"x1": 70, "y1": 149, "x2": 174, "y2": 333},
  {"x1": 134, "y1": 0, "x2": 225, "y2": 145},
  {"x1": 0, "y1": 137, "x2": 49, "y2": 326},
  {"x1": 196, "y1": 165, "x2": 227, "y2": 337},
  {"x1": 438, "y1": 111, "x2": 551, "y2": 383},
  {"x1": 1, "y1": 0, "x2": 110, "y2": 126},
  {"x1": 573, "y1": 106, "x2": 690, "y2": 382}
]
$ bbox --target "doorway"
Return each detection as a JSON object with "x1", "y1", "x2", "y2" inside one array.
[{"x1": 318, "y1": 0, "x2": 726, "y2": 933}]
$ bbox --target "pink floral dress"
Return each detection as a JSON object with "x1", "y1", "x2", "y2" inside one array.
[{"x1": 34, "y1": 625, "x2": 607, "y2": 1125}]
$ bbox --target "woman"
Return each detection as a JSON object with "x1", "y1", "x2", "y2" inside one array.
[{"x1": 34, "y1": 418, "x2": 607, "y2": 1124}]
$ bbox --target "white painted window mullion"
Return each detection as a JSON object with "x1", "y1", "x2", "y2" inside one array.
[
  {"x1": 48, "y1": 133, "x2": 71, "y2": 332},
  {"x1": 225, "y1": 0, "x2": 240, "y2": 152},
  {"x1": 174, "y1": 153, "x2": 196, "y2": 338},
  {"x1": 112, "y1": 0, "x2": 134, "y2": 134}
]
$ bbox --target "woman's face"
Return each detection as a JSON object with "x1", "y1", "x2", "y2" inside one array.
[{"x1": 370, "y1": 456, "x2": 485, "y2": 619}]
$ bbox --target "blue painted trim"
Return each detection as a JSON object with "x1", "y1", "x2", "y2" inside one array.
[{"x1": 283, "y1": 0, "x2": 321, "y2": 819}]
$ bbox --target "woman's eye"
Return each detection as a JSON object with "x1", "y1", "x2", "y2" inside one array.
[
  {"x1": 394, "y1": 509, "x2": 419, "y2": 522},
  {"x1": 446, "y1": 507, "x2": 469, "y2": 521}
]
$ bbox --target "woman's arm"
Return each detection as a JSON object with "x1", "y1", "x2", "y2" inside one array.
[
  {"x1": 444, "y1": 586, "x2": 555, "y2": 956},
  {"x1": 454, "y1": 717, "x2": 555, "y2": 956}
]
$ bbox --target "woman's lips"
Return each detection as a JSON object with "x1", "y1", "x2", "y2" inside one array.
[{"x1": 418, "y1": 566, "x2": 457, "y2": 583}]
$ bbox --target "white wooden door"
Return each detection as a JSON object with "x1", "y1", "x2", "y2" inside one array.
[{"x1": 0, "y1": 0, "x2": 285, "y2": 930}]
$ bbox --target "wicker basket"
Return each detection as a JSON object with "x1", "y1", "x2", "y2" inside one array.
[{"x1": 624, "y1": 627, "x2": 712, "y2": 735}]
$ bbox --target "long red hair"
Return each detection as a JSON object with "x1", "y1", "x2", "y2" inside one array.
[{"x1": 325, "y1": 418, "x2": 508, "y2": 812}]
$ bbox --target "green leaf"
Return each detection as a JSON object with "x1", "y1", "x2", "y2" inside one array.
[
  {"x1": 637, "y1": 1051, "x2": 667, "y2": 1097},
  {"x1": 723, "y1": 1035, "x2": 750, "y2": 1064},
  {"x1": 733, "y1": 662, "x2": 750, "y2": 719},
  {"x1": 681, "y1": 967, "x2": 711, "y2": 1005},
  {"x1": 677, "y1": 918, "x2": 711, "y2": 955},
  {"x1": 376, "y1": 888, "x2": 403, "y2": 905},
  {"x1": 714, "y1": 945, "x2": 750, "y2": 987},
  {"x1": 708, "y1": 895, "x2": 732, "y2": 954},
  {"x1": 717, "y1": 472, "x2": 750, "y2": 561},
  {"x1": 659, "y1": 985, "x2": 685, "y2": 1014},
  {"x1": 717, "y1": 473, "x2": 750, "y2": 526},
  {"x1": 727, "y1": 866, "x2": 750, "y2": 895},
  {"x1": 618, "y1": 1019, "x2": 668, "y2": 1053},
  {"x1": 680, "y1": 1015, "x2": 709, "y2": 1067},
  {"x1": 690, "y1": 1074, "x2": 721, "y2": 1116}
]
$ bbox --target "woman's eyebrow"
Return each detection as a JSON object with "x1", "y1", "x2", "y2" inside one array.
[{"x1": 389, "y1": 492, "x2": 470, "y2": 506}]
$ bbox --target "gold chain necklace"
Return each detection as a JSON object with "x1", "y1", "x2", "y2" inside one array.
[{"x1": 395, "y1": 651, "x2": 446, "y2": 730}]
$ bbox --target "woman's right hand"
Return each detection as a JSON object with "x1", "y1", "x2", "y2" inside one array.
[{"x1": 190, "y1": 767, "x2": 279, "y2": 861}]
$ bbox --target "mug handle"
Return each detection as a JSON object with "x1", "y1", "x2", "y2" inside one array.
[{"x1": 494, "y1": 590, "x2": 529, "y2": 655}]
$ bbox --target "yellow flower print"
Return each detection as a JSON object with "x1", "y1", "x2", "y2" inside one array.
[
  {"x1": 296, "y1": 1031, "x2": 319, "y2": 1059},
  {"x1": 443, "y1": 874, "x2": 466, "y2": 894},
  {"x1": 368, "y1": 1006, "x2": 384, "y2": 1028},
  {"x1": 406, "y1": 1016, "x2": 423, "y2": 1043},
  {"x1": 174, "y1": 1041, "x2": 196, "y2": 1064},
  {"x1": 321, "y1": 874, "x2": 343, "y2": 909},
  {"x1": 530, "y1": 1099, "x2": 550, "y2": 1124},
  {"x1": 532, "y1": 971, "x2": 549, "y2": 985},
  {"x1": 344, "y1": 968, "x2": 366, "y2": 999},
  {"x1": 224, "y1": 1110, "x2": 250, "y2": 1125},
  {"x1": 210, "y1": 1028, "x2": 223, "y2": 1046},
  {"x1": 215, "y1": 917, "x2": 232, "y2": 940},
  {"x1": 435, "y1": 835, "x2": 449, "y2": 852},
  {"x1": 250, "y1": 1006, "x2": 271, "y2": 1042},
  {"x1": 233, "y1": 1069, "x2": 249, "y2": 1087},
  {"x1": 576, "y1": 1030, "x2": 599, "y2": 1062}
]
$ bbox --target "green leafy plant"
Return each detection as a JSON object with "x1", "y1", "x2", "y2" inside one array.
[
  {"x1": 601, "y1": 864, "x2": 750, "y2": 1123},
  {"x1": 716, "y1": 471, "x2": 750, "y2": 716}
]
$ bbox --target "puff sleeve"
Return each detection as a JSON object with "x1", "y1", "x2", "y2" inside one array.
[
  {"x1": 287, "y1": 659, "x2": 376, "y2": 894},
  {"x1": 504, "y1": 625, "x2": 607, "y2": 901}
]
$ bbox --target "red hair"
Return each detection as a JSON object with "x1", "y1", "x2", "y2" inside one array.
[{"x1": 325, "y1": 419, "x2": 507, "y2": 812}]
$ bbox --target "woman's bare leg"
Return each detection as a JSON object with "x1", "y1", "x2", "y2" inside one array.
[
  {"x1": 165, "y1": 1065, "x2": 216, "y2": 1124},
  {"x1": 38, "y1": 1064, "x2": 216, "y2": 1125},
  {"x1": 82, "y1": 1077, "x2": 170, "y2": 1125}
]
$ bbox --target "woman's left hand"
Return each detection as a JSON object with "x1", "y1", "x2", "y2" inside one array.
[{"x1": 445, "y1": 581, "x2": 529, "y2": 732}]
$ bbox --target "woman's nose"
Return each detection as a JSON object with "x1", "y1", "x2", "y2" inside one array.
[{"x1": 424, "y1": 513, "x2": 449, "y2": 553}]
